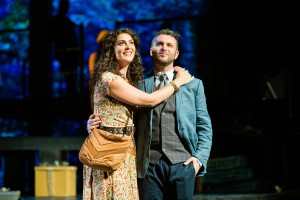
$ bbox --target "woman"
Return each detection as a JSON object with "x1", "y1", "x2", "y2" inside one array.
[{"x1": 83, "y1": 28, "x2": 193, "y2": 200}]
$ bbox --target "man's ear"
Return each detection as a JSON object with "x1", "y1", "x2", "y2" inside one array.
[{"x1": 174, "y1": 50, "x2": 179, "y2": 60}]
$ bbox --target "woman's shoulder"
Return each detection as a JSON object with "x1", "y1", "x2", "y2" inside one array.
[{"x1": 102, "y1": 71, "x2": 122, "y2": 83}]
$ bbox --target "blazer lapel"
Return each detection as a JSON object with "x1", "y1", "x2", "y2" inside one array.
[
  {"x1": 175, "y1": 86, "x2": 182, "y2": 119},
  {"x1": 144, "y1": 76, "x2": 155, "y2": 93}
]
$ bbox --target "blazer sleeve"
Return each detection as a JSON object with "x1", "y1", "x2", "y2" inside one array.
[{"x1": 193, "y1": 80, "x2": 213, "y2": 176}]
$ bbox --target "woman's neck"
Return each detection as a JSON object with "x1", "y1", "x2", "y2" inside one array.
[{"x1": 119, "y1": 67, "x2": 128, "y2": 80}]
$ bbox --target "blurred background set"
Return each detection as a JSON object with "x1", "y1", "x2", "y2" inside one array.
[{"x1": 0, "y1": 0, "x2": 299, "y2": 198}]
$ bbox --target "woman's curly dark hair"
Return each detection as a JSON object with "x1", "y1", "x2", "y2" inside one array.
[{"x1": 88, "y1": 28, "x2": 144, "y2": 107}]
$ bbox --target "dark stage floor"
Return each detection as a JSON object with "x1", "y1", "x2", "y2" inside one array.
[{"x1": 17, "y1": 191, "x2": 300, "y2": 200}]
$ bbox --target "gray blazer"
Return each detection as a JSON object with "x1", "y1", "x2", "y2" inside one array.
[{"x1": 135, "y1": 72, "x2": 213, "y2": 178}]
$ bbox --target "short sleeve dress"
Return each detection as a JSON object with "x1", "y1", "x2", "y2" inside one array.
[{"x1": 82, "y1": 72, "x2": 139, "y2": 200}]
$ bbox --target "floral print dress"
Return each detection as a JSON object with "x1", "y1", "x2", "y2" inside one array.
[{"x1": 82, "y1": 72, "x2": 139, "y2": 200}]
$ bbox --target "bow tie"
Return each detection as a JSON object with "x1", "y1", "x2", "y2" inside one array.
[
  {"x1": 155, "y1": 72, "x2": 167, "y2": 80},
  {"x1": 155, "y1": 72, "x2": 168, "y2": 89}
]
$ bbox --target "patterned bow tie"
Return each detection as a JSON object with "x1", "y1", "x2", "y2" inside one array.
[{"x1": 156, "y1": 72, "x2": 168, "y2": 90}]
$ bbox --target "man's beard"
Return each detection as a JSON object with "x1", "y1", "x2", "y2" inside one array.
[{"x1": 153, "y1": 55, "x2": 173, "y2": 67}]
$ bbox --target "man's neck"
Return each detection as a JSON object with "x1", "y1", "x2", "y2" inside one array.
[{"x1": 154, "y1": 65, "x2": 174, "y2": 73}]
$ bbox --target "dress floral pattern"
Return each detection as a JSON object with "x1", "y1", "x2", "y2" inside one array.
[{"x1": 83, "y1": 72, "x2": 139, "y2": 200}]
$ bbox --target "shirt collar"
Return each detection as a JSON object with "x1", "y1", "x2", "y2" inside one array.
[{"x1": 154, "y1": 68, "x2": 175, "y2": 81}]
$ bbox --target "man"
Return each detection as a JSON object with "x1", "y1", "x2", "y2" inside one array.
[{"x1": 87, "y1": 29, "x2": 212, "y2": 200}]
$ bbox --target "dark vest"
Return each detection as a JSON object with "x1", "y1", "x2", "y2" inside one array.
[{"x1": 150, "y1": 90, "x2": 191, "y2": 164}]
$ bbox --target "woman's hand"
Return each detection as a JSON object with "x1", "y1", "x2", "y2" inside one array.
[
  {"x1": 174, "y1": 66, "x2": 185, "y2": 72},
  {"x1": 173, "y1": 66, "x2": 194, "y2": 87},
  {"x1": 87, "y1": 114, "x2": 101, "y2": 134}
]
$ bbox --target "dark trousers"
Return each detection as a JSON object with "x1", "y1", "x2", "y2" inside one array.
[{"x1": 138, "y1": 156, "x2": 195, "y2": 200}]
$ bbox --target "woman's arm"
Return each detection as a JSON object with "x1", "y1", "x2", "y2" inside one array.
[{"x1": 109, "y1": 68, "x2": 193, "y2": 107}]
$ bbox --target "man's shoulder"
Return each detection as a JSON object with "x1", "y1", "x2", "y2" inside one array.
[
  {"x1": 181, "y1": 77, "x2": 203, "y2": 89},
  {"x1": 193, "y1": 77, "x2": 202, "y2": 83}
]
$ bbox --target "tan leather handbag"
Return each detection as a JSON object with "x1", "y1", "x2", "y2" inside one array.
[{"x1": 78, "y1": 128, "x2": 132, "y2": 172}]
